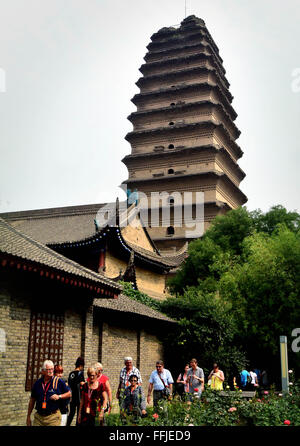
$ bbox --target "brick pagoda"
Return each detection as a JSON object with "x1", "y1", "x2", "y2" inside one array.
[{"x1": 122, "y1": 15, "x2": 247, "y2": 252}]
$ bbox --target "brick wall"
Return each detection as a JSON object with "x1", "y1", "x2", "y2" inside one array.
[
  {"x1": 0, "y1": 272, "x2": 31, "y2": 425},
  {"x1": 0, "y1": 270, "x2": 96, "y2": 426},
  {"x1": 96, "y1": 313, "x2": 165, "y2": 409},
  {"x1": 62, "y1": 307, "x2": 82, "y2": 380}
]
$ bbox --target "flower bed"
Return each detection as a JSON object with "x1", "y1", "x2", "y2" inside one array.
[{"x1": 106, "y1": 382, "x2": 300, "y2": 427}]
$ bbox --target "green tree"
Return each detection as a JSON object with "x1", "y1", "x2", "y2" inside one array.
[
  {"x1": 168, "y1": 207, "x2": 254, "y2": 294},
  {"x1": 219, "y1": 226, "x2": 300, "y2": 379},
  {"x1": 167, "y1": 205, "x2": 300, "y2": 384},
  {"x1": 250, "y1": 205, "x2": 300, "y2": 235},
  {"x1": 159, "y1": 288, "x2": 247, "y2": 381}
]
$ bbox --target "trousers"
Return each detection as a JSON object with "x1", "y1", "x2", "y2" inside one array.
[{"x1": 33, "y1": 410, "x2": 61, "y2": 426}]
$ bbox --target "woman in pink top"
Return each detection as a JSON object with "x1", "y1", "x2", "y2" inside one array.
[{"x1": 94, "y1": 362, "x2": 112, "y2": 413}]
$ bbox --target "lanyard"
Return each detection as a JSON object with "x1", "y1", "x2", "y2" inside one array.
[
  {"x1": 87, "y1": 383, "x2": 98, "y2": 404},
  {"x1": 42, "y1": 379, "x2": 52, "y2": 402},
  {"x1": 87, "y1": 386, "x2": 93, "y2": 402}
]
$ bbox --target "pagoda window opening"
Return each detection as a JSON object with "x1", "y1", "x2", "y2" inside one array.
[
  {"x1": 168, "y1": 144, "x2": 175, "y2": 149},
  {"x1": 170, "y1": 103, "x2": 176, "y2": 107},
  {"x1": 167, "y1": 226, "x2": 175, "y2": 236},
  {"x1": 168, "y1": 169, "x2": 174, "y2": 174},
  {"x1": 169, "y1": 122, "x2": 175, "y2": 126},
  {"x1": 168, "y1": 197, "x2": 175, "y2": 206}
]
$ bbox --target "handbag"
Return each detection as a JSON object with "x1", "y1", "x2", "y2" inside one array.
[{"x1": 158, "y1": 373, "x2": 171, "y2": 399}]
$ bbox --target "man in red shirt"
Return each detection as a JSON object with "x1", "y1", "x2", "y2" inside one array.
[{"x1": 94, "y1": 362, "x2": 112, "y2": 413}]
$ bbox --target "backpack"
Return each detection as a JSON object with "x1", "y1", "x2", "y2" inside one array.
[{"x1": 52, "y1": 376, "x2": 60, "y2": 390}]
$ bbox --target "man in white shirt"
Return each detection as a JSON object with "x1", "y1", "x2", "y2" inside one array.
[
  {"x1": 147, "y1": 360, "x2": 174, "y2": 408},
  {"x1": 249, "y1": 369, "x2": 258, "y2": 390}
]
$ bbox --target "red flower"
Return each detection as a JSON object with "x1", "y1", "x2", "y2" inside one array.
[
  {"x1": 194, "y1": 388, "x2": 199, "y2": 392},
  {"x1": 153, "y1": 413, "x2": 159, "y2": 420},
  {"x1": 284, "y1": 420, "x2": 291, "y2": 425}
]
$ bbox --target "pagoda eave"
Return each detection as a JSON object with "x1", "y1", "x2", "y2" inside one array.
[
  {"x1": 122, "y1": 170, "x2": 248, "y2": 203},
  {"x1": 131, "y1": 82, "x2": 237, "y2": 121},
  {"x1": 139, "y1": 53, "x2": 229, "y2": 86},
  {"x1": 127, "y1": 101, "x2": 240, "y2": 139},
  {"x1": 125, "y1": 121, "x2": 243, "y2": 159},
  {"x1": 136, "y1": 66, "x2": 232, "y2": 103},
  {"x1": 145, "y1": 41, "x2": 225, "y2": 73},
  {"x1": 122, "y1": 144, "x2": 246, "y2": 180},
  {"x1": 147, "y1": 27, "x2": 221, "y2": 62}
]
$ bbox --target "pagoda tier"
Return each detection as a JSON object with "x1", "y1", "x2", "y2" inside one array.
[
  {"x1": 123, "y1": 170, "x2": 247, "y2": 209},
  {"x1": 137, "y1": 57, "x2": 231, "y2": 97},
  {"x1": 122, "y1": 15, "x2": 247, "y2": 252},
  {"x1": 147, "y1": 23, "x2": 222, "y2": 65},
  {"x1": 128, "y1": 101, "x2": 240, "y2": 140},
  {"x1": 122, "y1": 144, "x2": 246, "y2": 187},
  {"x1": 125, "y1": 121, "x2": 243, "y2": 161},
  {"x1": 132, "y1": 83, "x2": 237, "y2": 120},
  {"x1": 141, "y1": 50, "x2": 227, "y2": 80}
]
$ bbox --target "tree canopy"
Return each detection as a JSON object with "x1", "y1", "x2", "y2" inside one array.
[
  {"x1": 122, "y1": 205, "x2": 300, "y2": 386},
  {"x1": 166, "y1": 205, "x2": 300, "y2": 384}
]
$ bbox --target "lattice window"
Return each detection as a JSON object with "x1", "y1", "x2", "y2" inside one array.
[{"x1": 25, "y1": 310, "x2": 64, "y2": 391}]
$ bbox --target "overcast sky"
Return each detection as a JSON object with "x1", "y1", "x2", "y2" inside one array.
[{"x1": 0, "y1": 0, "x2": 299, "y2": 214}]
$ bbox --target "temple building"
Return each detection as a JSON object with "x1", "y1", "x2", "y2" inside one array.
[
  {"x1": 122, "y1": 15, "x2": 247, "y2": 252},
  {"x1": 0, "y1": 215, "x2": 176, "y2": 425}
]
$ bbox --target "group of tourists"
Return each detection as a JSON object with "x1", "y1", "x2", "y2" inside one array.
[
  {"x1": 26, "y1": 356, "x2": 174, "y2": 426},
  {"x1": 238, "y1": 367, "x2": 269, "y2": 391},
  {"x1": 175, "y1": 363, "x2": 269, "y2": 398},
  {"x1": 176, "y1": 361, "x2": 223, "y2": 399},
  {"x1": 26, "y1": 355, "x2": 268, "y2": 426}
]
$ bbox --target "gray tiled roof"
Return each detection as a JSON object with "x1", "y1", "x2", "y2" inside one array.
[
  {"x1": 126, "y1": 240, "x2": 188, "y2": 267},
  {"x1": 1, "y1": 203, "x2": 188, "y2": 268},
  {"x1": 93, "y1": 294, "x2": 176, "y2": 323},
  {"x1": 0, "y1": 203, "x2": 104, "y2": 244},
  {"x1": 0, "y1": 217, "x2": 121, "y2": 291}
]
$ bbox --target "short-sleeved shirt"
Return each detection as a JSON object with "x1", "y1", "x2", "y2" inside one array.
[
  {"x1": 122, "y1": 385, "x2": 146, "y2": 412},
  {"x1": 149, "y1": 369, "x2": 174, "y2": 391},
  {"x1": 31, "y1": 377, "x2": 69, "y2": 415},
  {"x1": 187, "y1": 367, "x2": 204, "y2": 392},
  {"x1": 119, "y1": 366, "x2": 142, "y2": 389},
  {"x1": 250, "y1": 371, "x2": 257, "y2": 385},
  {"x1": 98, "y1": 374, "x2": 109, "y2": 387},
  {"x1": 58, "y1": 380, "x2": 71, "y2": 414},
  {"x1": 68, "y1": 370, "x2": 85, "y2": 404},
  {"x1": 240, "y1": 370, "x2": 250, "y2": 386}
]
